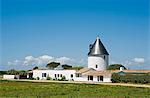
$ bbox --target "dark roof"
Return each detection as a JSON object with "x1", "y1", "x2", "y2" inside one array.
[{"x1": 88, "y1": 37, "x2": 109, "y2": 56}]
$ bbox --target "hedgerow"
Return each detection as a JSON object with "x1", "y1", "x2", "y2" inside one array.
[{"x1": 111, "y1": 73, "x2": 150, "y2": 84}]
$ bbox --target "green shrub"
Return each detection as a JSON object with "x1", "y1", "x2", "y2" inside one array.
[
  {"x1": 111, "y1": 73, "x2": 150, "y2": 84},
  {"x1": 46, "y1": 76, "x2": 52, "y2": 80},
  {"x1": 107, "y1": 64, "x2": 126, "y2": 70},
  {"x1": 36, "y1": 77, "x2": 40, "y2": 80},
  {"x1": 60, "y1": 76, "x2": 66, "y2": 81},
  {"x1": 28, "y1": 77, "x2": 36, "y2": 80},
  {"x1": 0, "y1": 71, "x2": 7, "y2": 75},
  {"x1": 7, "y1": 69, "x2": 19, "y2": 75}
]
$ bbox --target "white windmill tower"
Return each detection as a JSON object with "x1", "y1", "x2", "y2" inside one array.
[{"x1": 88, "y1": 36, "x2": 109, "y2": 71}]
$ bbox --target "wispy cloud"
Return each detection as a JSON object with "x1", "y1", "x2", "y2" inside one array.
[
  {"x1": 110, "y1": 57, "x2": 146, "y2": 69},
  {"x1": 133, "y1": 58, "x2": 145, "y2": 64},
  {"x1": 7, "y1": 55, "x2": 86, "y2": 70},
  {"x1": 7, "y1": 56, "x2": 147, "y2": 70},
  {"x1": 124, "y1": 57, "x2": 145, "y2": 66}
]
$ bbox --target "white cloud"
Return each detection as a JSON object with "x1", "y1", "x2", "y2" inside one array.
[
  {"x1": 7, "y1": 56, "x2": 147, "y2": 70},
  {"x1": 133, "y1": 58, "x2": 145, "y2": 64},
  {"x1": 7, "y1": 55, "x2": 86, "y2": 69},
  {"x1": 123, "y1": 58, "x2": 145, "y2": 67},
  {"x1": 110, "y1": 57, "x2": 146, "y2": 69},
  {"x1": 55, "y1": 57, "x2": 74, "y2": 65},
  {"x1": 78, "y1": 59, "x2": 87, "y2": 66},
  {"x1": 39, "y1": 55, "x2": 54, "y2": 61},
  {"x1": 8, "y1": 60, "x2": 21, "y2": 65}
]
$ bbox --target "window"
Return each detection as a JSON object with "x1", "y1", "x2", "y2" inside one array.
[
  {"x1": 104, "y1": 55, "x2": 105, "y2": 60},
  {"x1": 42, "y1": 73, "x2": 46, "y2": 77},
  {"x1": 100, "y1": 76, "x2": 103, "y2": 81},
  {"x1": 55, "y1": 74, "x2": 57, "y2": 78},
  {"x1": 58, "y1": 74, "x2": 59, "y2": 77},
  {"x1": 60, "y1": 74, "x2": 62, "y2": 77},
  {"x1": 96, "y1": 65, "x2": 98, "y2": 68},
  {"x1": 71, "y1": 74, "x2": 73, "y2": 78},
  {"x1": 76, "y1": 73, "x2": 82, "y2": 77}
]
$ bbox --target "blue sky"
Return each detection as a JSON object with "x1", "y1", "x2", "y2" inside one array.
[{"x1": 1, "y1": 0, "x2": 150, "y2": 70}]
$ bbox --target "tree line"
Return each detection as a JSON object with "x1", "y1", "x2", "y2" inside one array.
[
  {"x1": 0, "y1": 63, "x2": 126, "y2": 75},
  {"x1": 33, "y1": 62, "x2": 83, "y2": 70}
]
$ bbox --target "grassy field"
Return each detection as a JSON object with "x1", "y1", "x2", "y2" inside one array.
[{"x1": 0, "y1": 80, "x2": 150, "y2": 98}]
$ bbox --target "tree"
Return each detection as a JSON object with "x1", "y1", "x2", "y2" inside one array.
[
  {"x1": 0, "y1": 71, "x2": 7, "y2": 75},
  {"x1": 107, "y1": 64, "x2": 126, "y2": 70},
  {"x1": 33, "y1": 66, "x2": 38, "y2": 70},
  {"x1": 7, "y1": 69, "x2": 19, "y2": 75},
  {"x1": 46, "y1": 62, "x2": 60, "y2": 69},
  {"x1": 70, "y1": 66, "x2": 83, "y2": 70},
  {"x1": 62, "y1": 64, "x2": 72, "y2": 69},
  {"x1": 18, "y1": 70, "x2": 27, "y2": 75}
]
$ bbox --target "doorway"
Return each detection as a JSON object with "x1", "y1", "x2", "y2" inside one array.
[
  {"x1": 97, "y1": 76, "x2": 103, "y2": 81},
  {"x1": 88, "y1": 75, "x2": 93, "y2": 81}
]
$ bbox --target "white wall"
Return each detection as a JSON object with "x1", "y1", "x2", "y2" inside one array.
[
  {"x1": 103, "y1": 78, "x2": 111, "y2": 82},
  {"x1": 88, "y1": 55, "x2": 108, "y2": 71},
  {"x1": 74, "y1": 75, "x2": 88, "y2": 81},
  {"x1": 75, "y1": 75, "x2": 111, "y2": 82},
  {"x1": 3, "y1": 75, "x2": 15, "y2": 79},
  {"x1": 33, "y1": 70, "x2": 76, "y2": 80},
  {"x1": 90, "y1": 76, "x2": 111, "y2": 82}
]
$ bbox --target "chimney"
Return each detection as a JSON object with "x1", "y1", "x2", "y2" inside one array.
[{"x1": 120, "y1": 67, "x2": 124, "y2": 71}]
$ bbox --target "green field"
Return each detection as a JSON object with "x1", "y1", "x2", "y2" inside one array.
[{"x1": 0, "y1": 80, "x2": 150, "y2": 98}]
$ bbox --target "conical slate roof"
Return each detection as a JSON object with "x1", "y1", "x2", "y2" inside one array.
[{"x1": 88, "y1": 37, "x2": 109, "y2": 56}]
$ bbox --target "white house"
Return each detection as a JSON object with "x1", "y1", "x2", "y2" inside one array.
[
  {"x1": 33, "y1": 69, "x2": 76, "y2": 80},
  {"x1": 32, "y1": 36, "x2": 113, "y2": 82}
]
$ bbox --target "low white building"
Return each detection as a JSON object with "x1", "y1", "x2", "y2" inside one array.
[
  {"x1": 75, "y1": 68, "x2": 112, "y2": 82},
  {"x1": 3, "y1": 75, "x2": 15, "y2": 79},
  {"x1": 32, "y1": 68, "x2": 112, "y2": 82},
  {"x1": 33, "y1": 69, "x2": 76, "y2": 80},
  {"x1": 3, "y1": 75, "x2": 19, "y2": 79}
]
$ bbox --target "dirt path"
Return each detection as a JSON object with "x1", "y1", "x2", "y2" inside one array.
[{"x1": 5, "y1": 79, "x2": 150, "y2": 88}]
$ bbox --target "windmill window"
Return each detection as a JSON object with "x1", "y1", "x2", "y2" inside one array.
[
  {"x1": 96, "y1": 65, "x2": 98, "y2": 68},
  {"x1": 104, "y1": 55, "x2": 105, "y2": 60}
]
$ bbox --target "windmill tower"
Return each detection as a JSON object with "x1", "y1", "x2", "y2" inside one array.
[{"x1": 88, "y1": 36, "x2": 109, "y2": 71}]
